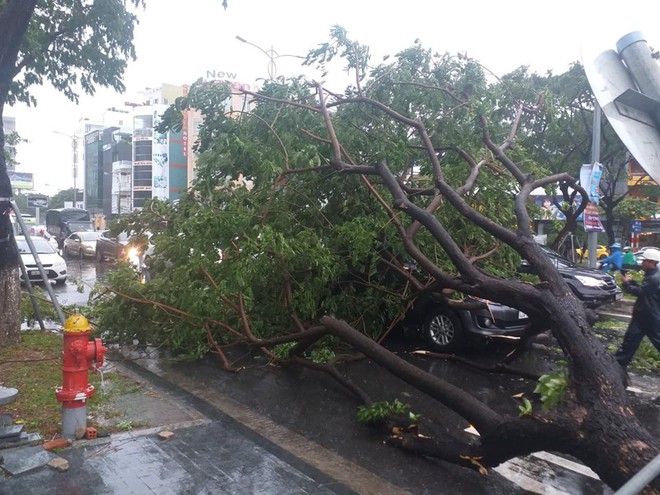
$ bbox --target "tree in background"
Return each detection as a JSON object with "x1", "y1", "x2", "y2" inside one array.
[
  {"x1": 613, "y1": 194, "x2": 660, "y2": 244},
  {"x1": 0, "y1": 0, "x2": 143, "y2": 345},
  {"x1": 2, "y1": 130, "x2": 23, "y2": 170},
  {"x1": 46, "y1": 187, "x2": 82, "y2": 210},
  {"x1": 93, "y1": 31, "x2": 657, "y2": 490},
  {"x1": 498, "y1": 63, "x2": 631, "y2": 251}
]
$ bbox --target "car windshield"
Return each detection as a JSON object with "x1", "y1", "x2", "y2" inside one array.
[
  {"x1": 78, "y1": 231, "x2": 100, "y2": 241},
  {"x1": 68, "y1": 222, "x2": 92, "y2": 231},
  {"x1": 538, "y1": 245, "x2": 576, "y2": 269},
  {"x1": 16, "y1": 238, "x2": 56, "y2": 255}
]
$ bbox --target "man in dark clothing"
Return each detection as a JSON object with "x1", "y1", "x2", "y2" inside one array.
[{"x1": 614, "y1": 248, "x2": 660, "y2": 367}]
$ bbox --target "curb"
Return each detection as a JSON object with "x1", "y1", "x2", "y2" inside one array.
[{"x1": 596, "y1": 311, "x2": 631, "y2": 324}]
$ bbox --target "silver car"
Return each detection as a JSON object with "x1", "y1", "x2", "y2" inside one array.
[{"x1": 63, "y1": 231, "x2": 101, "y2": 259}]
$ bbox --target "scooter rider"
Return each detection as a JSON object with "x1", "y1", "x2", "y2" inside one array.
[{"x1": 599, "y1": 242, "x2": 624, "y2": 273}]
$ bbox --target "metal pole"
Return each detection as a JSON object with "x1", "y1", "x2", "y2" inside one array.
[
  {"x1": 17, "y1": 255, "x2": 46, "y2": 331},
  {"x1": 11, "y1": 200, "x2": 66, "y2": 326},
  {"x1": 613, "y1": 453, "x2": 660, "y2": 495},
  {"x1": 587, "y1": 104, "x2": 602, "y2": 268},
  {"x1": 72, "y1": 136, "x2": 78, "y2": 208}
]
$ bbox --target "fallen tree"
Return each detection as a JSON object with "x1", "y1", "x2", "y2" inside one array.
[{"x1": 93, "y1": 31, "x2": 659, "y2": 491}]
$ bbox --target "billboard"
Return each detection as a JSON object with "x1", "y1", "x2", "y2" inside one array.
[
  {"x1": 9, "y1": 171, "x2": 34, "y2": 190},
  {"x1": 27, "y1": 194, "x2": 48, "y2": 208}
]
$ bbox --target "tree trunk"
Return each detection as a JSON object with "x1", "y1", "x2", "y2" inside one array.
[
  {"x1": 320, "y1": 311, "x2": 659, "y2": 492},
  {"x1": 0, "y1": 1, "x2": 38, "y2": 348},
  {"x1": 0, "y1": 265, "x2": 20, "y2": 346}
]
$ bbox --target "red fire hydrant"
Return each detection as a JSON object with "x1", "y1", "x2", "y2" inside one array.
[{"x1": 55, "y1": 314, "x2": 106, "y2": 439}]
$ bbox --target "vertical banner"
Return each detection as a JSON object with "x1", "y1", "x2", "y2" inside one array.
[
  {"x1": 152, "y1": 110, "x2": 169, "y2": 199},
  {"x1": 580, "y1": 163, "x2": 604, "y2": 232},
  {"x1": 588, "y1": 162, "x2": 603, "y2": 204},
  {"x1": 583, "y1": 203, "x2": 605, "y2": 232}
]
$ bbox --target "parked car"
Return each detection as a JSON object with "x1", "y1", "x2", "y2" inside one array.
[
  {"x1": 95, "y1": 230, "x2": 130, "y2": 261},
  {"x1": 96, "y1": 230, "x2": 154, "y2": 278},
  {"x1": 402, "y1": 293, "x2": 531, "y2": 352},
  {"x1": 520, "y1": 245, "x2": 622, "y2": 308},
  {"x1": 42, "y1": 232, "x2": 59, "y2": 251},
  {"x1": 575, "y1": 244, "x2": 609, "y2": 260},
  {"x1": 63, "y1": 231, "x2": 101, "y2": 259},
  {"x1": 15, "y1": 236, "x2": 67, "y2": 285}
]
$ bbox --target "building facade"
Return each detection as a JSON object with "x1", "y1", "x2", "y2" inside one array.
[{"x1": 83, "y1": 127, "x2": 132, "y2": 222}]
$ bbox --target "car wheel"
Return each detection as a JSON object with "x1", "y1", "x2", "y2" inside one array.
[
  {"x1": 424, "y1": 308, "x2": 464, "y2": 352},
  {"x1": 55, "y1": 278, "x2": 66, "y2": 286},
  {"x1": 598, "y1": 254, "x2": 607, "y2": 260}
]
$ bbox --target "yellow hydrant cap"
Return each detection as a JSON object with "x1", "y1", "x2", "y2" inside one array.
[{"x1": 64, "y1": 314, "x2": 92, "y2": 333}]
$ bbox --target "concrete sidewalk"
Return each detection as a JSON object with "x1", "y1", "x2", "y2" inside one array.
[
  {"x1": 0, "y1": 358, "x2": 367, "y2": 495},
  {"x1": 0, "y1": 353, "x2": 527, "y2": 495}
]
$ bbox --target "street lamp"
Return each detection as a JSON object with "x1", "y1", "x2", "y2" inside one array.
[
  {"x1": 53, "y1": 131, "x2": 79, "y2": 207},
  {"x1": 235, "y1": 35, "x2": 305, "y2": 79}
]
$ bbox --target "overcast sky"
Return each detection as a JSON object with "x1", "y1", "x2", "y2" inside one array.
[{"x1": 8, "y1": 0, "x2": 660, "y2": 195}]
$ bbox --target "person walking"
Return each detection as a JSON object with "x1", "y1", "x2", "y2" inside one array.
[{"x1": 614, "y1": 248, "x2": 660, "y2": 368}]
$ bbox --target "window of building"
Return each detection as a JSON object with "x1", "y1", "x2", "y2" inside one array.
[
  {"x1": 134, "y1": 140, "x2": 152, "y2": 162},
  {"x1": 134, "y1": 115, "x2": 153, "y2": 131},
  {"x1": 133, "y1": 167, "x2": 152, "y2": 187},
  {"x1": 133, "y1": 190, "x2": 152, "y2": 209}
]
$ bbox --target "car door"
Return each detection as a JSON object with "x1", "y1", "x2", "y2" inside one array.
[
  {"x1": 97, "y1": 231, "x2": 111, "y2": 260},
  {"x1": 65, "y1": 233, "x2": 80, "y2": 257}
]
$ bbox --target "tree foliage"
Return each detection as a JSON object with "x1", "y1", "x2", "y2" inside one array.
[{"x1": 91, "y1": 29, "x2": 659, "y2": 491}]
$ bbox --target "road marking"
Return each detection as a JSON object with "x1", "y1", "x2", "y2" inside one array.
[{"x1": 464, "y1": 425, "x2": 601, "y2": 493}]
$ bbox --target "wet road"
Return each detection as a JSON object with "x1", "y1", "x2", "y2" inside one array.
[
  {"x1": 23, "y1": 256, "x2": 111, "y2": 327},
  {"x1": 55, "y1": 256, "x2": 109, "y2": 306}
]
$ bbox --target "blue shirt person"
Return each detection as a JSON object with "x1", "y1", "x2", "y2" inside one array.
[{"x1": 599, "y1": 242, "x2": 624, "y2": 272}]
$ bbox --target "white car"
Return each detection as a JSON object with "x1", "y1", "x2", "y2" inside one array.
[{"x1": 15, "y1": 236, "x2": 68, "y2": 285}]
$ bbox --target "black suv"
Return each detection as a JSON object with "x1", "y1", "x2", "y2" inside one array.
[
  {"x1": 521, "y1": 245, "x2": 622, "y2": 308},
  {"x1": 401, "y1": 245, "x2": 621, "y2": 353},
  {"x1": 402, "y1": 293, "x2": 531, "y2": 352}
]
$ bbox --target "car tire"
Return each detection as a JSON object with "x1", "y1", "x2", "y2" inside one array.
[
  {"x1": 424, "y1": 307, "x2": 464, "y2": 352},
  {"x1": 55, "y1": 278, "x2": 66, "y2": 286},
  {"x1": 598, "y1": 254, "x2": 607, "y2": 260}
]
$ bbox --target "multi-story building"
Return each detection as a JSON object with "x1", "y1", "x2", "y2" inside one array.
[
  {"x1": 131, "y1": 84, "x2": 187, "y2": 209},
  {"x1": 82, "y1": 81, "x2": 253, "y2": 218},
  {"x1": 83, "y1": 127, "x2": 132, "y2": 222}
]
